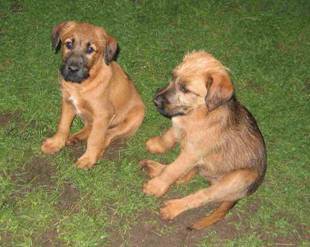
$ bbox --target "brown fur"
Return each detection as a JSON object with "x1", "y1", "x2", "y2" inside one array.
[
  {"x1": 41, "y1": 21, "x2": 145, "y2": 169},
  {"x1": 141, "y1": 51, "x2": 266, "y2": 229}
]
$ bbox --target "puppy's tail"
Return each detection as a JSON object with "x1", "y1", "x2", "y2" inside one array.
[{"x1": 187, "y1": 201, "x2": 237, "y2": 230}]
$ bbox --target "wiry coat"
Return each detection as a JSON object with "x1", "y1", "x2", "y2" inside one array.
[{"x1": 141, "y1": 51, "x2": 267, "y2": 229}]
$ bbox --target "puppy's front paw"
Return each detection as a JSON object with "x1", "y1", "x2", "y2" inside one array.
[
  {"x1": 76, "y1": 154, "x2": 97, "y2": 169},
  {"x1": 41, "y1": 137, "x2": 65, "y2": 154},
  {"x1": 143, "y1": 177, "x2": 169, "y2": 197},
  {"x1": 160, "y1": 199, "x2": 186, "y2": 220},
  {"x1": 139, "y1": 159, "x2": 166, "y2": 178},
  {"x1": 146, "y1": 136, "x2": 167, "y2": 154}
]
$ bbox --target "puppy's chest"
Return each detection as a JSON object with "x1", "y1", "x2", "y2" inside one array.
[
  {"x1": 69, "y1": 95, "x2": 82, "y2": 114},
  {"x1": 172, "y1": 117, "x2": 206, "y2": 147},
  {"x1": 68, "y1": 93, "x2": 91, "y2": 118}
]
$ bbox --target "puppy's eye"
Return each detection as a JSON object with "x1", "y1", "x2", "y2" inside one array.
[
  {"x1": 87, "y1": 46, "x2": 94, "y2": 54},
  {"x1": 180, "y1": 84, "x2": 189, "y2": 93},
  {"x1": 65, "y1": 41, "x2": 73, "y2": 50}
]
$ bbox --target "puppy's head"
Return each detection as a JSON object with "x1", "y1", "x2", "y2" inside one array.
[
  {"x1": 51, "y1": 21, "x2": 118, "y2": 83},
  {"x1": 154, "y1": 51, "x2": 234, "y2": 118}
]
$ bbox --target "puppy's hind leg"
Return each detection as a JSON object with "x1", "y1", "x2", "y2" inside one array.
[
  {"x1": 160, "y1": 168, "x2": 259, "y2": 227},
  {"x1": 102, "y1": 105, "x2": 145, "y2": 154}
]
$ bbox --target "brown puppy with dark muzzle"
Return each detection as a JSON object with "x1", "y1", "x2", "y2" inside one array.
[
  {"x1": 140, "y1": 51, "x2": 266, "y2": 230},
  {"x1": 41, "y1": 21, "x2": 145, "y2": 169}
]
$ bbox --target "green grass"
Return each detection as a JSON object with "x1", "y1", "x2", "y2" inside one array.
[{"x1": 0, "y1": 0, "x2": 309, "y2": 246}]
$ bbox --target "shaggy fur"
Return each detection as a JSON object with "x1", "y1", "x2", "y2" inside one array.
[{"x1": 141, "y1": 51, "x2": 266, "y2": 229}]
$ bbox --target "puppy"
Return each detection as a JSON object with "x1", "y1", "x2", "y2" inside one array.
[
  {"x1": 140, "y1": 51, "x2": 266, "y2": 229},
  {"x1": 41, "y1": 21, "x2": 145, "y2": 169}
]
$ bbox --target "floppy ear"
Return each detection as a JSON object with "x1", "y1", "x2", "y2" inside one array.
[
  {"x1": 51, "y1": 22, "x2": 68, "y2": 53},
  {"x1": 205, "y1": 72, "x2": 234, "y2": 111},
  {"x1": 104, "y1": 36, "x2": 118, "y2": 65}
]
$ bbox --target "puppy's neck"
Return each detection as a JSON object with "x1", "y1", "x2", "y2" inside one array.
[{"x1": 172, "y1": 106, "x2": 207, "y2": 128}]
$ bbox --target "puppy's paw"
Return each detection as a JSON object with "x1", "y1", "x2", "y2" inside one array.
[
  {"x1": 41, "y1": 137, "x2": 65, "y2": 154},
  {"x1": 76, "y1": 154, "x2": 97, "y2": 169},
  {"x1": 146, "y1": 136, "x2": 167, "y2": 154},
  {"x1": 160, "y1": 199, "x2": 186, "y2": 220},
  {"x1": 139, "y1": 160, "x2": 165, "y2": 178},
  {"x1": 143, "y1": 177, "x2": 169, "y2": 197}
]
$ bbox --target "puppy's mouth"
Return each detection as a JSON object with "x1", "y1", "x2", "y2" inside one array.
[
  {"x1": 60, "y1": 64, "x2": 89, "y2": 83},
  {"x1": 156, "y1": 105, "x2": 187, "y2": 119}
]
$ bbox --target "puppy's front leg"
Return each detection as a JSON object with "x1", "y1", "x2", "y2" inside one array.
[
  {"x1": 146, "y1": 127, "x2": 177, "y2": 154},
  {"x1": 143, "y1": 152, "x2": 197, "y2": 197},
  {"x1": 76, "y1": 116, "x2": 109, "y2": 169},
  {"x1": 41, "y1": 98, "x2": 75, "y2": 154}
]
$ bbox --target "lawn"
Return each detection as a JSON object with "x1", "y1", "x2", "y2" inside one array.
[{"x1": 0, "y1": 0, "x2": 309, "y2": 246}]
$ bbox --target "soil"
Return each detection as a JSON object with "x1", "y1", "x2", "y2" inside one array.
[
  {"x1": 0, "y1": 111, "x2": 20, "y2": 127},
  {"x1": 33, "y1": 227, "x2": 65, "y2": 247},
  {"x1": 10, "y1": 156, "x2": 57, "y2": 196},
  {"x1": 10, "y1": 0, "x2": 24, "y2": 14},
  {"x1": 4, "y1": 120, "x2": 306, "y2": 246},
  {"x1": 106, "y1": 202, "x2": 241, "y2": 247},
  {"x1": 106, "y1": 196, "x2": 307, "y2": 247},
  {"x1": 56, "y1": 182, "x2": 80, "y2": 213},
  {"x1": 5, "y1": 153, "x2": 307, "y2": 247},
  {"x1": 8, "y1": 156, "x2": 80, "y2": 246}
]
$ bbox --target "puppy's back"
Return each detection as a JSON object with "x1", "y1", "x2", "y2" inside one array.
[{"x1": 219, "y1": 97, "x2": 267, "y2": 181}]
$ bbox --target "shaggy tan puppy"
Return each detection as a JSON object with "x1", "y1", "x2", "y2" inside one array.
[{"x1": 141, "y1": 51, "x2": 266, "y2": 229}]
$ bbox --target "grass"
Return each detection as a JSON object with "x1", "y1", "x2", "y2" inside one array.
[{"x1": 0, "y1": 0, "x2": 309, "y2": 246}]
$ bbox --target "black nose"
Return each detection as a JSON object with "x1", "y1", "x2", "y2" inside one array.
[
  {"x1": 154, "y1": 95, "x2": 165, "y2": 108},
  {"x1": 68, "y1": 64, "x2": 79, "y2": 73}
]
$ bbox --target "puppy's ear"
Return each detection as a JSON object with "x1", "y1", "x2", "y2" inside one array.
[
  {"x1": 104, "y1": 36, "x2": 118, "y2": 65},
  {"x1": 51, "y1": 22, "x2": 68, "y2": 53},
  {"x1": 205, "y1": 72, "x2": 234, "y2": 111}
]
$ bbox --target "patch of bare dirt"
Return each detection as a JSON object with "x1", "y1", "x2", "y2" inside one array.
[
  {"x1": 106, "y1": 202, "x2": 242, "y2": 247},
  {"x1": 32, "y1": 182, "x2": 80, "y2": 246},
  {"x1": 56, "y1": 182, "x2": 80, "y2": 213},
  {"x1": 0, "y1": 111, "x2": 45, "y2": 140},
  {"x1": 68, "y1": 142, "x2": 85, "y2": 159},
  {"x1": 107, "y1": 197, "x2": 308, "y2": 247},
  {"x1": 9, "y1": 156, "x2": 57, "y2": 202},
  {"x1": 0, "y1": 113, "x2": 12, "y2": 127},
  {"x1": 104, "y1": 139, "x2": 127, "y2": 160},
  {"x1": 33, "y1": 227, "x2": 65, "y2": 247},
  {"x1": 0, "y1": 111, "x2": 20, "y2": 127},
  {"x1": 7, "y1": 156, "x2": 83, "y2": 246},
  {"x1": 10, "y1": 0, "x2": 24, "y2": 14},
  {"x1": 0, "y1": 232, "x2": 13, "y2": 246},
  {"x1": 69, "y1": 138, "x2": 127, "y2": 161}
]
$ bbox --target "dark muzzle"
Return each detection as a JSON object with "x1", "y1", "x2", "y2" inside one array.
[{"x1": 60, "y1": 54, "x2": 89, "y2": 83}]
